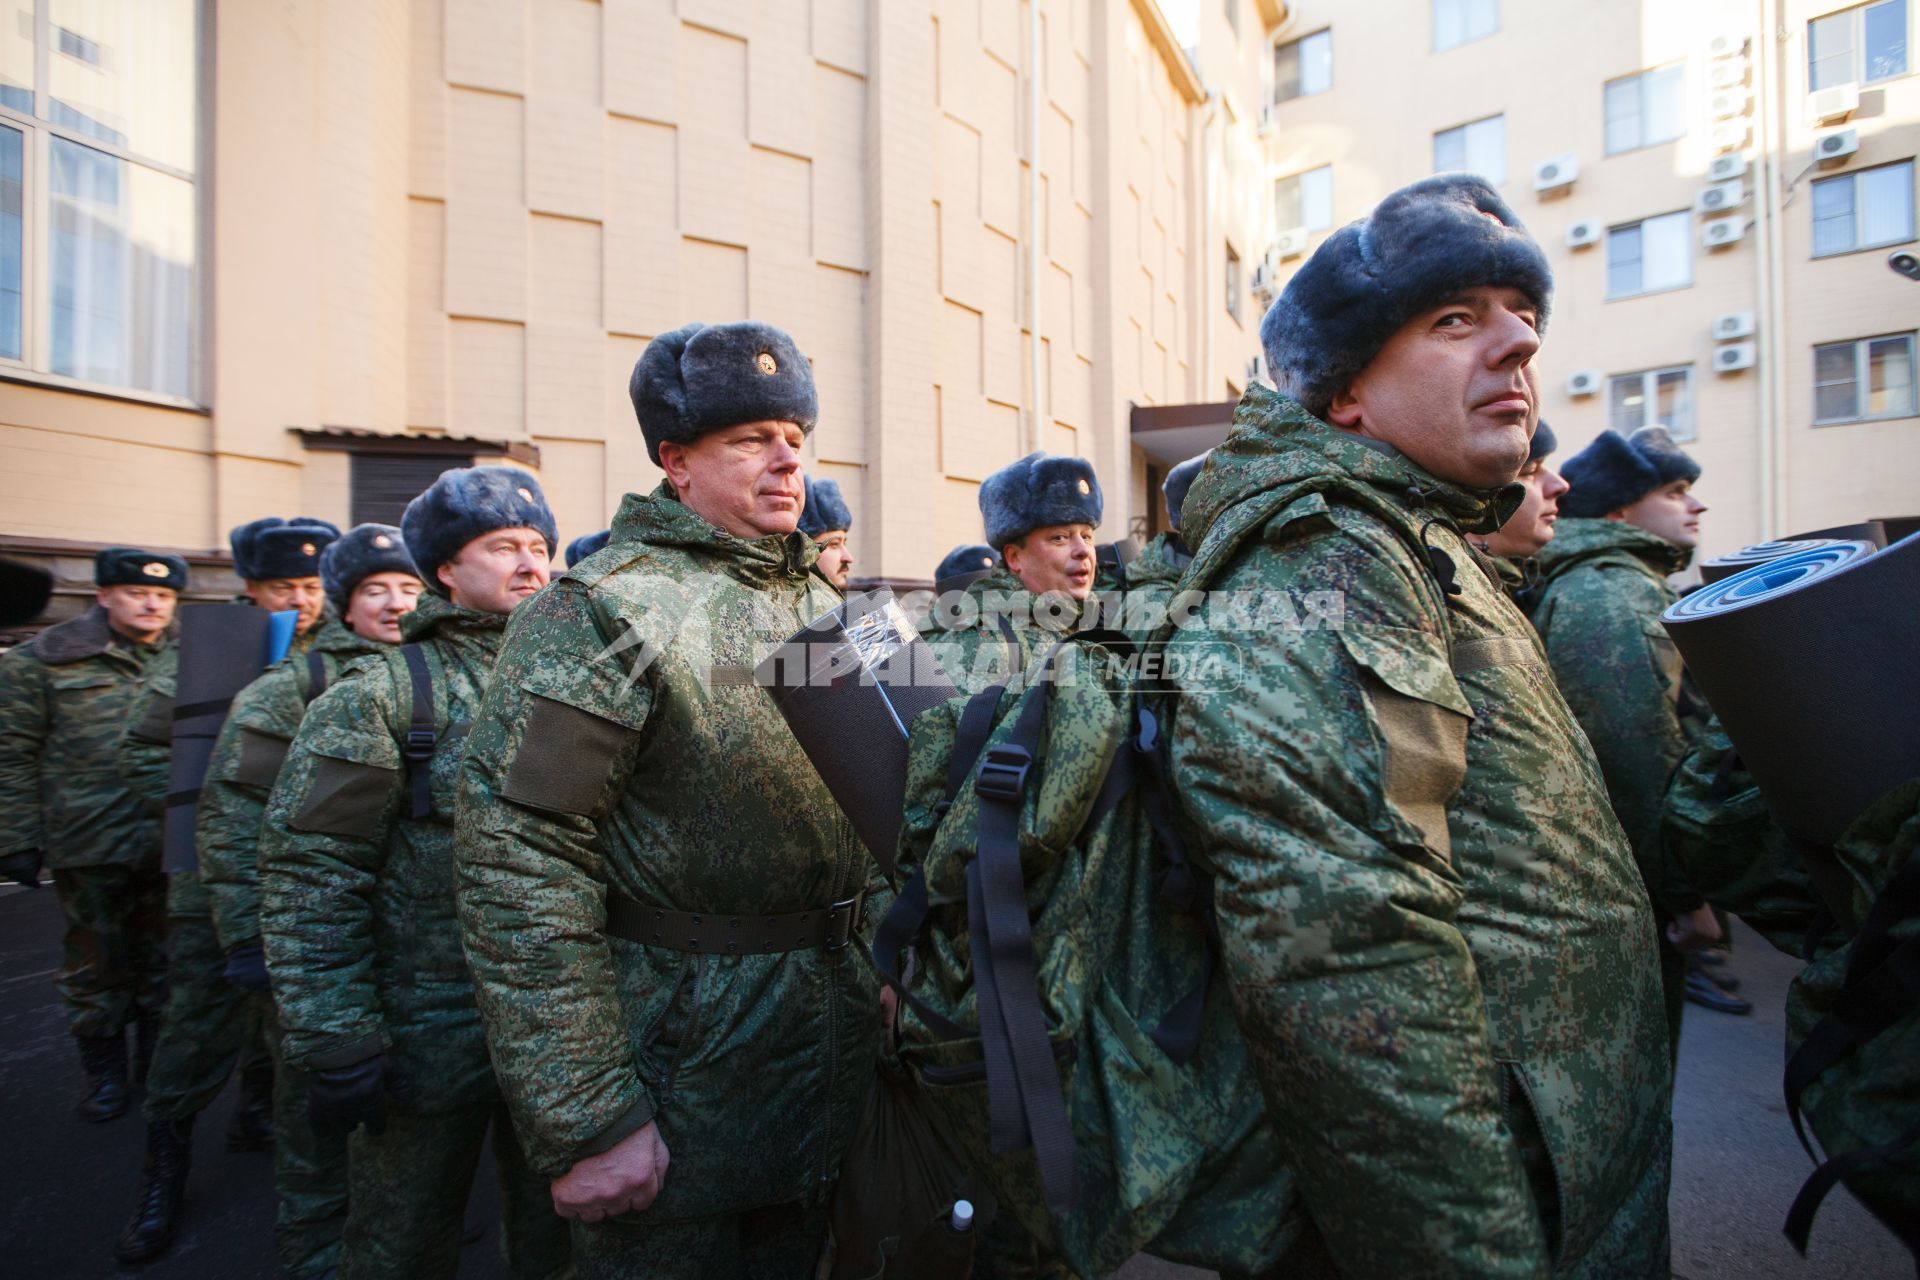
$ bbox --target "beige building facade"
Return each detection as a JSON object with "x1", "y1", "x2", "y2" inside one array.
[
  {"x1": 1258, "y1": 0, "x2": 1920, "y2": 561},
  {"x1": 0, "y1": 0, "x2": 1280, "y2": 607}
]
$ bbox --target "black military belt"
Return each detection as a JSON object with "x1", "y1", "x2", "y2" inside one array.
[{"x1": 604, "y1": 891, "x2": 868, "y2": 955}]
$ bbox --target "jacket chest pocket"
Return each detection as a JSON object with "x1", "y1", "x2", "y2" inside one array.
[
  {"x1": 1641, "y1": 618, "x2": 1683, "y2": 705},
  {"x1": 1338, "y1": 626, "x2": 1474, "y2": 865},
  {"x1": 49, "y1": 673, "x2": 125, "y2": 739}
]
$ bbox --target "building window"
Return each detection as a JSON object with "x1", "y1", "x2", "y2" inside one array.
[
  {"x1": 1607, "y1": 211, "x2": 1692, "y2": 297},
  {"x1": 1274, "y1": 30, "x2": 1333, "y2": 103},
  {"x1": 1434, "y1": 0, "x2": 1499, "y2": 51},
  {"x1": 1811, "y1": 159, "x2": 1916, "y2": 256},
  {"x1": 1609, "y1": 366, "x2": 1697, "y2": 441},
  {"x1": 1275, "y1": 165, "x2": 1333, "y2": 232},
  {"x1": 0, "y1": 0, "x2": 199, "y2": 402},
  {"x1": 1814, "y1": 332, "x2": 1917, "y2": 423},
  {"x1": 352, "y1": 454, "x2": 471, "y2": 528},
  {"x1": 1225, "y1": 243, "x2": 1242, "y2": 322},
  {"x1": 1604, "y1": 65, "x2": 1687, "y2": 155},
  {"x1": 1433, "y1": 116, "x2": 1506, "y2": 186},
  {"x1": 1809, "y1": 0, "x2": 1909, "y2": 90}
]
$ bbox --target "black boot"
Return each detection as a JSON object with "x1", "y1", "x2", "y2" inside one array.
[
  {"x1": 1684, "y1": 968, "x2": 1753, "y2": 1015},
  {"x1": 132, "y1": 1012, "x2": 159, "y2": 1089},
  {"x1": 75, "y1": 1032, "x2": 129, "y2": 1122},
  {"x1": 226, "y1": 1057, "x2": 275, "y2": 1152},
  {"x1": 115, "y1": 1118, "x2": 192, "y2": 1264}
]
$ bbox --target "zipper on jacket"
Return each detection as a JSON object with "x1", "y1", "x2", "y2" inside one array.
[
  {"x1": 661, "y1": 956, "x2": 707, "y2": 1104},
  {"x1": 1503, "y1": 1062, "x2": 1565, "y2": 1262}
]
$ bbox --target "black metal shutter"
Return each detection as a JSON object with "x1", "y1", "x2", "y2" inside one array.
[{"x1": 350, "y1": 454, "x2": 470, "y2": 528}]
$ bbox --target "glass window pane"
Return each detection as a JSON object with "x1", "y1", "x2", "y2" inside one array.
[
  {"x1": 0, "y1": 1, "x2": 31, "y2": 114},
  {"x1": 1469, "y1": 0, "x2": 1499, "y2": 40},
  {"x1": 1300, "y1": 165, "x2": 1333, "y2": 231},
  {"x1": 1609, "y1": 374, "x2": 1647, "y2": 433},
  {"x1": 1809, "y1": 10, "x2": 1857, "y2": 91},
  {"x1": 1300, "y1": 31, "x2": 1333, "y2": 95},
  {"x1": 1812, "y1": 173, "x2": 1859, "y2": 255},
  {"x1": 1657, "y1": 368, "x2": 1694, "y2": 439},
  {"x1": 1608, "y1": 225, "x2": 1643, "y2": 296},
  {"x1": 1435, "y1": 0, "x2": 1464, "y2": 51},
  {"x1": 1643, "y1": 211, "x2": 1692, "y2": 290},
  {"x1": 1275, "y1": 174, "x2": 1302, "y2": 229},
  {"x1": 1864, "y1": 0, "x2": 1909, "y2": 81},
  {"x1": 1645, "y1": 65, "x2": 1687, "y2": 145},
  {"x1": 1466, "y1": 116, "x2": 1505, "y2": 185},
  {"x1": 1433, "y1": 125, "x2": 1466, "y2": 173},
  {"x1": 49, "y1": 136, "x2": 194, "y2": 397},
  {"x1": 1857, "y1": 161, "x2": 1916, "y2": 248},
  {"x1": 1605, "y1": 78, "x2": 1642, "y2": 154},
  {"x1": 1814, "y1": 342, "x2": 1860, "y2": 421},
  {"x1": 46, "y1": 0, "x2": 198, "y2": 172},
  {"x1": 1274, "y1": 39, "x2": 1302, "y2": 103},
  {"x1": 1867, "y1": 335, "x2": 1916, "y2": 416},
  {"x1": 0, "y1": 123, "x2": 19, "y2": 360}
]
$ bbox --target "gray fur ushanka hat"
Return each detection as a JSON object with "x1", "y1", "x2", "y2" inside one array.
[
  {"x1": 1262, "y1": 174, "x2": 1553, "y2": 418},
  {"x1": 1163, "y1": 451, "x2": 1212, "y2": 534},
  {"x1": 629, "y1": 322, "x2": 819, "y2": 466},
  {"x1": 319, "y1": 524, "x2": 418, "y2": 615},
  {"x1": 979, "y1": 452, "x2": 1103, "y2": 550},
  {"x1": 565, "y1": 530, "x2": 611, "y2": 568},
  {"x1": 1559, "y1": 426, "x2": 1701, "y2": 518},
  {"x1": 401, "y1": 466, "x2": 559, "y2": 591},
  {"x1": 797, "y1": 476, "x2": 853, "y2": 537},
  {"x1": 1529, "y1": 418, "x2": 1559, "y2": 462},
  {"x1": 229, "y1": 517, "x2": 341, "y2": 582},
  {"x1": 95, "y1": 547, "x2": 189, "y2": 593}
]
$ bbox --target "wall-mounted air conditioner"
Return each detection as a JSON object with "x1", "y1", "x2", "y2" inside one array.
[
  {"x1": 1714, "y1": 342, "x2": 1757, "y2": 373},
  {"x1": 1703, "y1": 215, "x2": 1747, "y2": 248},
  {"x1": 1566, "y1": 370, "x2": 1603, "y2": 397},
  {"x1": 1273, "y1": 226, "x2": 1310, "y2": 260},
  {"x1": 1809, "y1": 83, "x2": 1860, "y2": 124},
  {"x1": 1709, "y1": 60, "x2": 1748, "y2": 91},
  {"x1": 1707, "y1": 152, "x2": 1750, "y2": 183},
  {"x1": 1246, "y1": 353, "x2": 1269, "y2": 386},
  {"x1": 1710, "y1": 89, "x2": 1751, "y2": 119},
  {"x1": 1712, "y1": 311, "x2": 1757, "y2": 341},
  {"x1": 1565, "y1": 219, "x2": 1602, "y2": 249},
  {"x1": 1711, "y1": 120, "x2": 1752, "y2": 152},
  {"x1": 1708, "y1": 32, "x2": 1749, "y2": 60},
  {"x1": 1695, "y1": 180, "x2": 1746, "y2": 215},
  {"x1": 1533, "y1": 154, "x2": 1578, "y2": 195},
  {"x1": 1815, "y1": 128, "x2": 1860, "y2": 166}
]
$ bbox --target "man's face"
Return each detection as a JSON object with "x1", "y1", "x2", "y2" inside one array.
[
  {"x1": 96, "y1": 585, "x2": 177, "y2": 644},
  {"x1": 658, "y1": 421, "x2": 806, "y2": 540},
  {"x1": 1611, "y1": 479, "x2": 1707, "y2": 550},
  {"x1": 1483, "y1": 458, "x2": 1569, "y2": 559},
  {"x1": 435, "y1": 529, "x2": 552, "y2": 614},
  {"x1": 813, "y1": 530, "x2": 853, "y2": 588},
  {"x1": 1003, "y1": 524, "x2": 1097, "y2": 601},
  {"x1": 1325, "y1": 285, "x2": 1542, "y2": 489},
  {"x1": 343, "y1": 572, "x2": 424, "y2": 643},
  {"x1": 245, "y1": 577, "x2": 327, "y2": 634}
]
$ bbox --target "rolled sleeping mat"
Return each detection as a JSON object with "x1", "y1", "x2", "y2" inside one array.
[
  {"x1": 1875, "y1": 514, "x2": 1920, "y2": 544},
  {"x1": 1661, "y1": 535, "x2": 1919, "y2": 845},
  {"x1": 1784, "y1": 519, "x2": 1887, "y2": 549},
  {"x1": 756, "y1": 588, "x2": 960, "y2": 880},
  {"x1": 1699, "y1": 538, "x2": 1847, "y2": 584},
  {"x1": 163, "y1": 604, "x2": 299, "y2": 872}
]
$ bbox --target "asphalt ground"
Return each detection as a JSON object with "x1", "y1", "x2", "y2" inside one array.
[{"x1": 1, "y1": 882, "x2": 1907, "y2": 1279}]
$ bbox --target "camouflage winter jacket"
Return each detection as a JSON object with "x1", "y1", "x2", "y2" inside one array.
[
  {"x1": 921, "y1": 566, "x2": 1089, "y2": 694},
  {"x1": 1119, "y1": 530, "x2": 1192, "y2": 645},
  {"x1": 454, "y1": 484, "x2": 885, "y2": 1215},
  {"x1": 0, "y1": 608, "x2": 176, "y2": 870},
  {"x1": 259, "y1": 594, "x2": 504, "y2": 1111},
  {"x1": 1533, "y1": 518, "x2": 1705, "y2": 917},
  {"x1": 199, "y1": 621, "x2": 384, "y2": 951},
  {"x1": 1163, "y1": 387, "x2": 1671, "y2": 1278}
]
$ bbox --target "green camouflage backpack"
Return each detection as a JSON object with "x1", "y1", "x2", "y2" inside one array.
[{"x1": 873, "y1": 632, "x2": 1300, "y2": 1279}]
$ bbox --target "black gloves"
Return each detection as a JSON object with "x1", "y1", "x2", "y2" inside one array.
[
  {"x1": 0, "y1": 847, "x2": 42, "y2": 889},
  {"x1": 308, "y1": 1054, "x2": 396, "y2": 1139},
  {"x1": 222, "y1": 941, "x2": 270, "y2": 992}
]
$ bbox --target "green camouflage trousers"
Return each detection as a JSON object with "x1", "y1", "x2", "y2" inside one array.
[
  {"x1": 51, "y1": 864, "x2": 168, "y2": 1039},
  {"x1": 142, "y1": 876, "x2": 267, "y2": 1123},
  {"x1": 341, "y1": 1097, "x2": 571, "y2": 1280},
  {"x1": 264, "y1": 998, "x2": 349, "y2": 1279},
  {"x1": 574, "y1": 1200, "x2": 826, "y2": 1280}
]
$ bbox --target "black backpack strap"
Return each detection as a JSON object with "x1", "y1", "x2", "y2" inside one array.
[
  {"x1": 1783, "y1": 1116, "x2": 1920, "y2": 1257},
  {"x1": 303, "y1": 650, "x2": 329, "y2": 705},
  {"x1": 398, "y1": 644, "x2": 436, "y2": 820},
  {"x1": 1131, "y1": 697, "x2": 1217, "y2": 1065}
]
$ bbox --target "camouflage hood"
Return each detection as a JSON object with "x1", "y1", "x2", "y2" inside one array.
[
  {"x1": 1179, "y1": 384, "x2": 1525, "y2": 556},
  {"x1": 1535, "y1": 516, "x2": 1690, "y2": 581},
  {"x1": 397, "y1": 586, "x2": 508, "y2": 647},
  {"x1": 1125, "y1": 530, "x2": 1190, "y2": 589},
  {"x1": 610, "y1": 480, "x2": 821, "y2": 588}
]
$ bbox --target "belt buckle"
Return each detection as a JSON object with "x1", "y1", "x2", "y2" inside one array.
[{"x1": 824, "y1": 893, "x2": 864, "y2": 952}]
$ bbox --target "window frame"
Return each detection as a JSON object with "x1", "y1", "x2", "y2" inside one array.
[
  {"x1": 1432, "y1": 0, "x2": 1500, "y2": 52},
  {"x1": 1603, "y1": 63, "x2": 1688, "y2": 156},
  {"x1": 1808, "y1": 0, "x2": 1911, "y2": 91},
  {"x1": 1607, "y1": 365, "x2": 1698, "y2": 442},
  {"x1": 1272, "y1": 29, "x2": 1333, "y2": 104},
  {"x1": 1432, "y1": 114, "x2": 1507, "y2": 187},
  {"x1": 1812, "y1": 331, "x2": 1919, "y2": 425},
  {"x1": 1810, "y1": 158, "x2": 1917, "y2": 257},
  {"x1": 1605, "y1": 210, "x2": 1695, "y2": 299},
  {"x1": 0, "y1": 0, "x2": 206, "y2": 409},
  {"x1": 1274, "y1": 164, "x2": 1334, "y2": 233}
]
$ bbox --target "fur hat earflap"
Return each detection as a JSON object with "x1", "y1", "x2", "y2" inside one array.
[
  {"x1": 401, "y1": 466, "x2": 559, "y2": 591},
  {"x1": 95, "y1": 547, "x2": 189, "y2": 593},
  {"x1": 1559, "y1": 426, "x2": 1701, "y2": 518},
  {"x1": 320, "y1": 524, "x2": 419, "y2": 615},
  {"x1": 1261, "y1": 174, "x2": 1553, "y2": 418},
  {"x1": 565, "y1": 530, "x2": 611, "y2": 568},
  {"x1": 979, "y1": 452, "x2": 1104, "y2": 551},
  {"x1": 797, "y1": 476, "x2": 853, "y2": 537},
  {"x1": 629, "y1": 321, "x2": 819, "y2": 466},
  {"x1": 229, "y1": 517, "x2": 341, "y2": 582},
  {"x1": 1163, "y1": 450, "x2": 1212, "y2": 536}
]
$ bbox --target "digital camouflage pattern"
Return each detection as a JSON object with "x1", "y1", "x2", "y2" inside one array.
[
  {"x1": 1118, "y1": 531, "x2": 1192, "y2": 646},
  {"x1": 141, "y1": 890, "x2": 265, "y2": 1124},
  {"x1": 50, "y1": 864, "x2": 169, "y2": 1038},
  {"x1": 454, "y1": 483, "x2": 885, "y2": 1245},
  {"x1": 1162, "y1": 386, "x2": 1672, "y2": 1278},
  {"x1": 919, "y1": 566, "x2": 1080, "y2": 695}
]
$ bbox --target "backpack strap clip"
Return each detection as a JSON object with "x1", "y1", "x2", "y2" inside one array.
[
  {"x1": 975, "y1": 744, "x2": 1032, "y2": 802},
  {"x1": 398, "y1": 644, "x2": 437, "y2": 820}
]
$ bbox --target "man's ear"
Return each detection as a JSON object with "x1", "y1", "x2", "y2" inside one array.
[
  {"x1": 1324, "y1": 386, "x2": 1364, "y2": 430},
  {"x1": 1001, "y1": 538, "x2": 1024, "y2": 576},
  {"x1": 1603, "y1": 507, "x2": 1632, "y2": 523},
  {"x1": 657, "y1": 441, "x2": 691, "y2": 491},
  {"x1": 436, "y1": 559, "x2": 457, "y2": 592},
  {"x1": 95, "y1": 586, "x2": 112, "y2": 608}
]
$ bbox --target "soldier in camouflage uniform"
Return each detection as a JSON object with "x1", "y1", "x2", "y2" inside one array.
[
  {"x1": 0, "y1": 548, "x2": 186, "y2": 1122},
  {"x1": 1120, "y1": 450, "x2": 1207, "y2": 644},
  {"x1": 260, "y1": 469, "x2": 569, "y2": 1280},
  {"x1": 1532, "y1": 427, "x2": 1733, "y2": 1048},
  {"x1": 454, "y1": 322, "x2": 886, "y2": 1280},
  {"x1": 1473, "y1": 414, "x2": 1566, "y2": 602},
  {"x1": 117, "y1": 525, "x2": 425, "y2": 1269},
  {"x1": 797, "y1": 474, "x2": 856, "y2": 589},
  {"x1": 1164, "y1": 176, "x2": 1672, "y2": 1277}
]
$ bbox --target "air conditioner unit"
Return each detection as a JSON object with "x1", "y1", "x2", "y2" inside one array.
[
  {"x1": 1246, "y1": 352, "x2": 1269, "y2": 386},
  {"x1": 1709, "y1": 60, "x2": 1748, "y2": 90},
  {"x1": 1533, "y1": 153, "x2": 1578, "y2": 195},
  {"x1": 1710, "y1": 89, "x2": 1751, "y2": 119},
  {"x1": 1257, "y1": 102, "x2": 1277, "y2": 137},
  {"x1": 1273, "y1": 226, "x2": 1311, "y2": 260},
  {"x1": 1695, "y1": 180, "x2": 1746, "y2": 215},
  {"x1": 1566, "y1": 369, "x2": 1603, "y2": 397},
  {"x1": 1249, "y1": 262, "x2": 1276, "y2": 302},
  {"x1": 1714, "y1": 342, "x2": 1758, "y2": 373},
  {"x1": 1809, "y1": 82, "x2": 1860, "y2": 124},
  {"x1": 1711, "y1": 120, "x2": 1752, "y2": 152},
  {"x1": 1703, "y1": 215, "x2": 1747, "y2": 248},
  {"x1": 1565, "y1": 219, "x2": 1602, "y2": 249},
  {"x1": 1708, "y1": 32, "x2": 1749, "y2": 60},
  {"x1": 1815, "y1": 128, "x2": 1860, "y2": 165},
  {"x1": 1713, "y1": 311, "x2": 1757, "y2": 341},
  {"x1": 1707, "y1": 152, "x2": 1750, "y2": 183}
]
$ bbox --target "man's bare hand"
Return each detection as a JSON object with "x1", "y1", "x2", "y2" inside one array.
[
  {"x1": 880, "y1": 984, "x2": 899, "y2": 1034},
  {"x1": 1665, "y1": 904, "x2": 1725, "y2": 955},
  {"x1": 551, "y1": 1120, "x2": 670, "y2": 1222}
]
